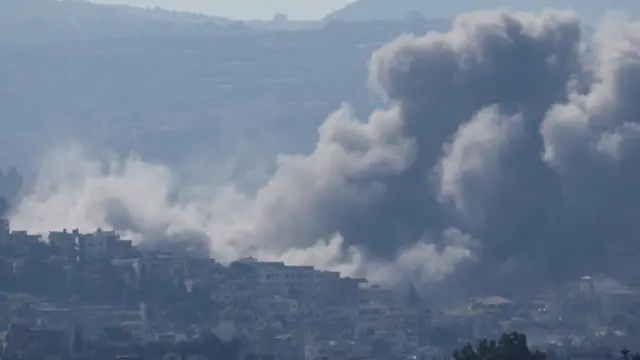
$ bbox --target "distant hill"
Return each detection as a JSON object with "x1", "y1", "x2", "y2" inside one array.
[
  {"x1": 0, "y1": 0, "x2": 449, "y2": 177},
  {"x1": 326, "y1": 0, "x2": 640, "y2": 24},
  {"x1": 0, "y1": 0, "x2": 331, "y2": 34},
  {"x1": 0, "y1": 0, "x2": 233, "y2": 25},
  {"x1": 0, "y1": 0, "x2": 259, "y2": 43}
]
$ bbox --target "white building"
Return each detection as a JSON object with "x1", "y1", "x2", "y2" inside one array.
[{"x1": 80, "y1": 229, "x2": 120, "y2": 261}]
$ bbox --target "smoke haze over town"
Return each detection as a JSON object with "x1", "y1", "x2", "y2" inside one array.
[
  {"x1": 4, "y1": 6, "x2": 640, "y2": 300},
  {"x1": 5, "y1": 2, "x2": 640, "y2": 360}
]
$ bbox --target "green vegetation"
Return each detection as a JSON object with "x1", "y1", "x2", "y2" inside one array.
[
  {"x1": 453, "y1": 332, "x2": 546, "y2": 360},
  {"x1": 453, "y1": 332, "x2": 640, "y2": 360}
]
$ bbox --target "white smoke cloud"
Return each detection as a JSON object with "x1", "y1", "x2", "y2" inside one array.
[
  {"x1": 363, "y1": 228, "x2": 478, "y2": 285},
  {"x1": 11, "y1": 143, "x2": 257, "y2": 261},
  {"x1": 11, "y1": 108, "x2": 474, "y2": 286},
  {"x1": 278, "y1": 228, "x2": 478, "y2": 286}
]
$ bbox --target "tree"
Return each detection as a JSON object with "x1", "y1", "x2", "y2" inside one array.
[
  {"x1": 453, "y1": 332, "x2": 545, "y2": 360},
  {"x1": 620, "y1": 348, "x2": 640, "y2": 360},
  {"x1": 162, "y1": 353, "x2": 181, "y2": 360}
]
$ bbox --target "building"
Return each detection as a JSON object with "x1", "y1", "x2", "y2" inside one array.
[
  {"x1": 2, "y1": 231, "x2": 41, "y2": 251},
  {"x1": 134, "y1": 250, "x2": 184, "y2": 285},
  {"x1": 211, "y1": 277, "x2": 257, "y2": 303},
  {"x1": 259, "y1": 264, "x2": 316, "y2": 297},
  {"x1": 567, "y1": 276, "x2": 596, "y2": 298},
  {"x1": 468, "y1": 296, "x2": 514, "y2": 314},
  {"x1": 360, "y1": 284, "x2": 393, "y2": 304},
  {"x1": 49, "y1": 229, "x2": 78, "y2": 260},
  {"x1": 34, "y1": 307, "x2": 74, "y2": 334},
  {"x1": 1, "y1": 323, "x2": 71, "y2": 359},
  {"x1": 79, "y1": 230, "x2": 110, "y2": 262}
]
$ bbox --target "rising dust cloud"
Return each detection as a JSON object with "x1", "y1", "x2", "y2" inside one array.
[{"x1": 10, "y1": 10, "x2": 640, "y2": 296}]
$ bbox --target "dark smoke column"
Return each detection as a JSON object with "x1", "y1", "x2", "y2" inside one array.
[{"x1": 251, "y1": 9, "x2": 640, "y2": 295}]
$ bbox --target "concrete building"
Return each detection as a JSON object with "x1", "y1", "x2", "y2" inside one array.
[
  {"x1": 34, "y1": 306, "x2": 74, "y2": 333},
  {"x1": 468, "y1": 296, "x2": 514, "y2": 314},
  {"x1": 3, "y1": 231, "x2": 41, "y2": 250},
  {"x1": 1, "y1": 323, "x2": 71, "y2": 359},
  {"x1": 567, "y1": 276, "x2": 596, "y2": 298},
  {"x1": 80, "y1": 230, "x2": 110, "y2": 262},
  {"x1": 134, "y1": 250, "x2": 184, "y2": 285},
  {"x1": 48, "y1": 229, "x2": 78, "y2": 260},
  {"x1": 48, "y1": 229, "x2": 76, "y2": 249},
  {"x1": 259, "y1": 264, "x2": 316, "y2": 297}
]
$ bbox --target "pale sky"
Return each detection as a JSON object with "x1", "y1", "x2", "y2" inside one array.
[{"x1": 89, "y1": 0, "x2": 356, "y2": 20}]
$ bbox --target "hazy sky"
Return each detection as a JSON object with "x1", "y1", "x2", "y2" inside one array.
[{"x1": 89, "y1": 0, "x2": 356, "y2": 20}]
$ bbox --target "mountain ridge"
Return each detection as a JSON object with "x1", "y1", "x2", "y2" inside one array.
[{"x1": 327, "y1": 0, "x2": 640, "y2": 24}]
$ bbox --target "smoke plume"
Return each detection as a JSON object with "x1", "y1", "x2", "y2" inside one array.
[{"x1": 10, "y1": 9, "x2": 640, "y2": 295}]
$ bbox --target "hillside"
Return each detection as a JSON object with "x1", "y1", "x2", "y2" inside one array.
[
  {"x1": 327, "y1": 0, "x2": 640, "y2": 23},
  {"x1": 0, "y1": 0, "x2": 252, "y2": 43},
  {"x1": 0, "y1": 0, "x2": 449, "y2": 182},
  {"x1": 0, "y1": 0, "x2": 231, "y2": 25},
  {"x1": 0, "y1": 0, "x2": 322, "y2": 39}
]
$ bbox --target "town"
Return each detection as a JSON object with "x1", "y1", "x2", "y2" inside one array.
[
  {"x1": 2, "y1": 0, "x2": 640, "y2": 359},
  {"x1": 1, "y1": 218, "x2": 640, "y2": 360}
]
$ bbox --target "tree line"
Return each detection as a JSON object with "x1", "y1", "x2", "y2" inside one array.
[{"x1": 454, "y1": 332, "x2": 639, "y2": 360}]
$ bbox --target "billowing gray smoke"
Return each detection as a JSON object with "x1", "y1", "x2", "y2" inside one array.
[{"x1": 10, "y1": 10, "x2": 640, "y2": 297}]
